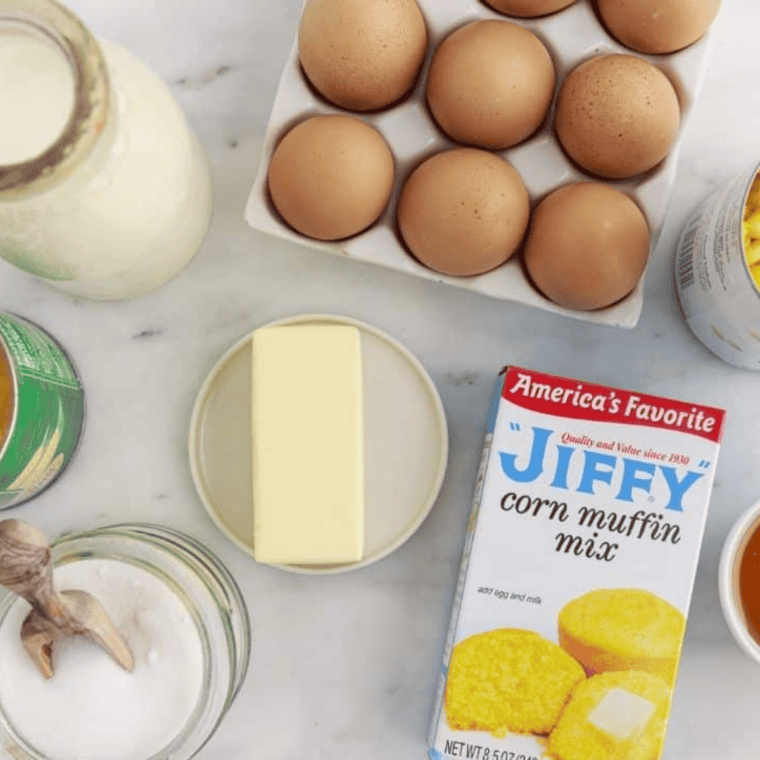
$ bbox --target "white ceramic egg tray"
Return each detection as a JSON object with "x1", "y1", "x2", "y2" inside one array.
[{"x1": 245, "y1": 0, "x2": 714, "y2": 328}]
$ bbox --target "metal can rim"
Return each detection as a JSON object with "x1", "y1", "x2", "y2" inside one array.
[
  {"x1": 738, "y1": 161, "x2": 760, "y2": 300},
  {"x1": 0, "y1": 312, "x2": 86, "y2": 510},
  {"x1": 0, "y1": 332, "x2": 18, "y2": 464}
]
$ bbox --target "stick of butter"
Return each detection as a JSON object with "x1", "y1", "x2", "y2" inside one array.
[{"x1": 251, "y1": 324, "x2": 364, "y2": 564}]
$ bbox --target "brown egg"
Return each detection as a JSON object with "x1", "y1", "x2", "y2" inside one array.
[
  {"x1": 484, "y1": 0, "x2": 576, "y2": 17},
  {"x1": 299, "y1": 0, "x2": 428, "y2": 112},
  {"x1": 426, "y1": 20, "x2": 555, "y2": 150},
  {"x1": 397, "y1": 148, "x2": 530, "y2": 276},
  {"x1": 555, "y1": 54, "x2": 680, "y2": 179},
  {"x1": 267, "y1": 115, "x2": 394, "y2": 241},
  {"x1": 598, "y1": 0, "x2": 721, "y2": 54},
  {"x1": 524, "y1": 183, "x2": 650, "y2": 310}
]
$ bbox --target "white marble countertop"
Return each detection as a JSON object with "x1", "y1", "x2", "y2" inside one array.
[{"x1": 2, "y1": 1, "x2": 760, "y2": 758}]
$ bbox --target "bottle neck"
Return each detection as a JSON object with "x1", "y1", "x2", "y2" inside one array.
[{"x1": 0, "y1": 0, "x2": 110, "y2": 201}]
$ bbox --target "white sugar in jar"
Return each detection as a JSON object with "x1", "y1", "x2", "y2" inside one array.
[
  {"x1": 0, "y1": 525, "x2": 250, "y2": 760},
  {"x1": 0, "y1": 560, "x2": 203, "y2": 760}
]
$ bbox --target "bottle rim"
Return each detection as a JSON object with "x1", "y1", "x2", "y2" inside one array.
[{"x1": 0, "y1": 0, "x2": 109, "y2": 200}]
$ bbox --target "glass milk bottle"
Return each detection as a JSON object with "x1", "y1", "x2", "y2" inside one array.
[{"x1": 0, "y1": 0, "x2": 213, "y2": 300}]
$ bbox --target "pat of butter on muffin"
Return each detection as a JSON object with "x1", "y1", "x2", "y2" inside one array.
[
  {"x1": 548, "y1": 671, "x2": 671, "y2": 760},
  {"x1": 587, "y1": 687, "x2": 656, "y2": 741}
]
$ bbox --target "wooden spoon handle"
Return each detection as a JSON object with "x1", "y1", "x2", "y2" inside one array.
[
  {"x1": 0, "y1": 520, "x2": 75, "y2": 630},
  {"x1": 0, "y1": 520, "x2": 135, "y2": 677}
]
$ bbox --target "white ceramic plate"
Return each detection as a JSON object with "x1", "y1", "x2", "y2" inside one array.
[
  {"x1": 245, "y1": 0, "x2": 715, "y2": 329},
  {"x1": 188, "y1": 314, "x2": 449, "y2": 574}
]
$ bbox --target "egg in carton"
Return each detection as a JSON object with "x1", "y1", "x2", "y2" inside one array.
[{"x1": 245, "y1": 0, "x2": 716, "y2": 329}]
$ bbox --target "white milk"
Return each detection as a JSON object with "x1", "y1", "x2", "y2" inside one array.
[
  {"x1": 0, "y1": 558, "x2": 205, "y2": 760},
  {"x1": 0, "y1": 33, "x2": 213, "y2": 300},
  {"x1": 0, "y1": 34, "x2": 74, "y2": 165}
]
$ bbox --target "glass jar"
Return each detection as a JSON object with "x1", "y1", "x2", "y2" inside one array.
[
  {"x1": 0, "y1": 523, "x2": 251, "y2": 760},
  {"x1": 0, "y1": 0, "x2": 213, "y2": 300}
]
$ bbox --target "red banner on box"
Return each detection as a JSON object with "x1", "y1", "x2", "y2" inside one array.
[{"x1": 502, "y1": 367, "x2": 726, "y2": 444}]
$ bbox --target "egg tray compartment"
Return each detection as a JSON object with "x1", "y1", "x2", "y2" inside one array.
[{"x1": 245, "y1": 0, "x2": 714, "y2": 329}]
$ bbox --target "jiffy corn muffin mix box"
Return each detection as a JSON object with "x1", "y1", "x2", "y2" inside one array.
[{"x1": 429, "y1": 367, "x2": 726, "y2": 760}]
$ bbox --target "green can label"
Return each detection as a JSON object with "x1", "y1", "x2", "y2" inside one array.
[{"x1": 0, "y1": 313, "x2": 85, "y2": 509}]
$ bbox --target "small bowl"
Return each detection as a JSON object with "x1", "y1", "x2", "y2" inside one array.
[
  {"x1": 0, "y1": 524, "x2": 251, "y2": 760},
  {"x1": 719, "y1": 500, "x2": 760, "y2": 663}
]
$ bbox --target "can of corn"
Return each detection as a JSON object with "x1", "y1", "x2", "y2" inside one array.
[
  {"x1": 0, "y1": 313, "x2": 85, "y2": 509},
  {"x1": 675, "y1": 162, "x2": 760, "y2": 370}
]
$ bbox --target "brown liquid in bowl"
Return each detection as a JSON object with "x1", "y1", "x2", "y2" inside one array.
[
  {"x1": 739, "y1": 520, "x2": 760, "y2": 644},
  {"x1": 0, "y1": 344, "x2": 13, "y2": 452}
]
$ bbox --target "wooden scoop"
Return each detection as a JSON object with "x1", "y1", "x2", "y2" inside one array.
[{"x1": 0, "y1": 519, "x2": 134, "y2": 678}]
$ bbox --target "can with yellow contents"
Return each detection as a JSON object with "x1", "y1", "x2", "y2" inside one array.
[
  {"x1": 675, "y1": 162, "x2": 760, "y2": 370},
  {"x1": 0, "y1": 313, "x2": 84, "y2": 508}
]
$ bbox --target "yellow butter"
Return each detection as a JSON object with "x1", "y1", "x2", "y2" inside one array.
[{"x1": 251, "y1": 325, "x2": 364, "y2": 564}]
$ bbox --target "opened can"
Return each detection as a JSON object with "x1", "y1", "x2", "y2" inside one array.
[
  {"x1": 675, "y1": 162, "x2": 760, "y2": 370},
  {"x1": 0, "y1": 313, "x2": 85, "y2": 508}
]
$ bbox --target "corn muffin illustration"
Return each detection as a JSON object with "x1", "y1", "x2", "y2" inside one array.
[
  {"x1": 558, "y1": 589, "x2": 685, "y2": 686},
  {"x1": 548, "y1": 670, "x2": 671, "y2": 760},
  {"x1": 445, "y1": 628, "x2": 585, "y2": 736}
]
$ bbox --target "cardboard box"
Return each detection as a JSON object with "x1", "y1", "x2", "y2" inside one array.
[{"x1": 429, "y1": 366, "x2": 726, "y2": 760}]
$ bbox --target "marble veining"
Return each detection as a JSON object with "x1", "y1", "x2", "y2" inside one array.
[{"x1": 175, "y1": 65, "x2": 235, "y2": 90}]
